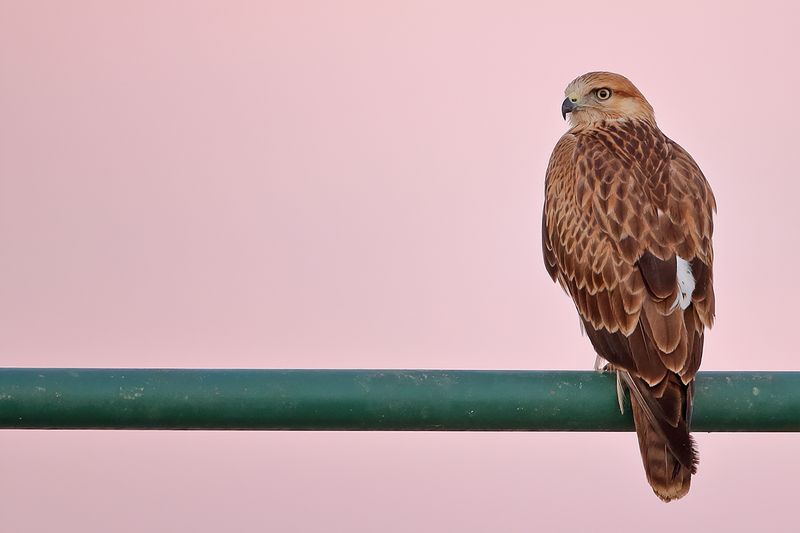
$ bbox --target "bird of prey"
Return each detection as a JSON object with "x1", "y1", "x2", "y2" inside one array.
[{"x1": 542, "y1": 72, "x2": 715, "y2": 501}]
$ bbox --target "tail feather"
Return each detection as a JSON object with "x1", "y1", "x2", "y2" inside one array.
[{"x1": 621, "y1": 371, "x2": 697, "y2": 502}]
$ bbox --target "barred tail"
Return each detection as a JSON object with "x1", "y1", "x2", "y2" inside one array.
[{"x1": 622, "y1": 371, "x2": 698, "y2": 502}]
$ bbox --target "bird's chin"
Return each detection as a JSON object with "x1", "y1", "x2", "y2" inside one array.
[
  {"x1": 567, "y1": 110, "x2": 585, "y2": 127},
  {"x1": 568, "y1": 108, "x2": 604, "y2": 128}
]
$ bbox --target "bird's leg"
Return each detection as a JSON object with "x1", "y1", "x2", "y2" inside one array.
[{"x1": 593, "y1": 354, "x2": 626, "y2": 414}]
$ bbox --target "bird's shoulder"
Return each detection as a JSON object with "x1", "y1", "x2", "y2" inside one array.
[{"x1": 543, "y1": 118, "x2": 716, "y2": 270}]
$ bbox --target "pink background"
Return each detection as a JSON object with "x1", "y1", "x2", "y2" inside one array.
[{"x1": 1, "y1": 1, "x2": 798, "y2": 531}]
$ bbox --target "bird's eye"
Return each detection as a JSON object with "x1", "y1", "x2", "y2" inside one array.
[{"x1": 596, "y1": 88, "x2": 612, "y2": 100}]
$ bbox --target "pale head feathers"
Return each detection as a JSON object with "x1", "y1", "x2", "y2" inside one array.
[{"x1": 564, "y1": 72, "x2": 655, "y2": 127}]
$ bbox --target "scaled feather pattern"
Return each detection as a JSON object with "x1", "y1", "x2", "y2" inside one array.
[{"x1": 542, "y1": 72, "x2": 716, "y2": 502}]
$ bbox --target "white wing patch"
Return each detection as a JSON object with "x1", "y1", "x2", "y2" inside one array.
[{"x1": 672, "y1": 256, "x2": 695, "y2": 311}]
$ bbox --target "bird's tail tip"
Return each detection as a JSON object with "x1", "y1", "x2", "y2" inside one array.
[{"x1": 653, "y1": 472, "x2": 692, "y2": 502}]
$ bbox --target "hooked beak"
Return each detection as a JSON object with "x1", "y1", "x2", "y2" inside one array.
[{"x1": 561, "y1": 97, "x2": 576, "y2": 120}]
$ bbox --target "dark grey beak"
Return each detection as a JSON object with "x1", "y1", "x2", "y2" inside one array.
[{"x1": 561, "y1": 98, "x2": 575, "y2": 120}]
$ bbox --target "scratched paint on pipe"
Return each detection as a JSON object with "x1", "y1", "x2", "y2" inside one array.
[{"x1": 0, "y1": 370, "x2": 798, "y2": 431}]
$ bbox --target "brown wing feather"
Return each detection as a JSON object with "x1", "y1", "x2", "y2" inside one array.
[
  {"x1": 543, "y1": 120, "x2": 715, "y2": 501},
  {"x1": 542, "y1": 210, "x2": 558, "y2": 281},
  {"x1": 638, "y1": 251, "x2": 677, "y2": 300}
]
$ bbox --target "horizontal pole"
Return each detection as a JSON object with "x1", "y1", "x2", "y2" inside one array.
[{"x1": 0, "y1": 369, "x2": 797, "y2": 431}]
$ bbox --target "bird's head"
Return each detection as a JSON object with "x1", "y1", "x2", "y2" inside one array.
[{"x1": 561, "y1": 72, "x2": 655, "y2": 127}]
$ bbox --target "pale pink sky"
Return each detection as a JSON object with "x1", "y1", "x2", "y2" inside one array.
[{"x1": 1, "y1": 1, "x2": 799, "y2": 531}]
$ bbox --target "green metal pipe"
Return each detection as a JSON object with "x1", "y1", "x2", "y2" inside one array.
[{"x1": 0, "y1": 369, "x2": 797, "y2": 431}]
